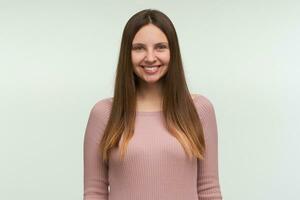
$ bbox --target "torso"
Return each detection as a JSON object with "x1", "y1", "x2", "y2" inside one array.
[{"x1": 136, "y1": 93, "x2": 197, "y2": 112}]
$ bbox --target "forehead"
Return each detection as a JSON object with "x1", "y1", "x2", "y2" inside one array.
[{"x1": 132, "y1": 24, "x2": 168, "y2": 44}]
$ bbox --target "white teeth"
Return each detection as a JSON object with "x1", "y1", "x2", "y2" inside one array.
[
  {"x1": 143, "y1": 65, "x2": 161, "y2": 68},
  {"x1": 145, "y1": 67, "x2": 158, "y2": 72}
]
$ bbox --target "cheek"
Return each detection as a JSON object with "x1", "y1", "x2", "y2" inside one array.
[
  {"x1": 131, "y1": 53, "x2": 143, "y2": 65},
  {"x1": 159, "y1": 52, "x2": 170, "y2": 63},
  {"x1": 131, "y1": 51, "x2": 170, "y2": 65}
]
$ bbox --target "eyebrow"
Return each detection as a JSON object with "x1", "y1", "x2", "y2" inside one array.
[{"x1": 132, "y1": 42, "x2": 168, "y2": 46}]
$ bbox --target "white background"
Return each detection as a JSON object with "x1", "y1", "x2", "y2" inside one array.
[{"x1": 1, "y1": 0, "x2": 299, "y2": 199}]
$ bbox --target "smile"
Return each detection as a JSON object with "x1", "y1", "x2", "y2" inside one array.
[
  {"x1": 140, "y1": 65, "x2": 162, "y2": 74},
  {"x1": 140, "y1": 65, "x2": 162, "y2": 68}
]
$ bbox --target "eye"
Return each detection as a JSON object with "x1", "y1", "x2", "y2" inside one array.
[
  {"x1": 132, "y1": 46, "x2": 143, "y2": 50},
  {"x1": 157, "y1": 45, "x2": 167, "y2": 50}
]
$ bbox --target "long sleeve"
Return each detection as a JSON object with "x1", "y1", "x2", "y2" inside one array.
[
  {"x1": 83, "y1": 103, "x2": 109, "y2": 200},
  {"x1": 196, "y1": 97, "x2": 223, "y2": 200}
]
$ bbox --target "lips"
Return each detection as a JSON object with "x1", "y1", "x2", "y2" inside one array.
[
  {"x1": 140, "y1": 65, "x2": 161, "y2": 74},
  {"x1": 140, "y1": 65, "x2": 162, "y2": 68}
]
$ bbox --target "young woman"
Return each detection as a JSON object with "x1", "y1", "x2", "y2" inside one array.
[{"x1": 83, "y1": 9, "x2": 223, "y2": 200}]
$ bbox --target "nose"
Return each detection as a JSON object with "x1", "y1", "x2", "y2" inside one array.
[{"x1": 144, "y1": 50, "x2": 157, "y2": 63}]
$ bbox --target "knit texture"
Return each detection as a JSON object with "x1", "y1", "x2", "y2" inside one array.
[{"x1": 83, "y1": 94, "x2": 222, "y2": 200}]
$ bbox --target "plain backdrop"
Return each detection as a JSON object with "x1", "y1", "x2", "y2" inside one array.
[{"x1": 1, "y1": 0, "x2": 299, "y2": 199}]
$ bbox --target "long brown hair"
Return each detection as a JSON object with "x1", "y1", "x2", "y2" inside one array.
[{"x1": 100, "y1": 9, "x2": 206, "y2": 164}]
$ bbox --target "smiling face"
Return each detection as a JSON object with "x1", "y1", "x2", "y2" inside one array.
[{"x1": 131, "y1": 24, "x2": 170, "y2": 85}]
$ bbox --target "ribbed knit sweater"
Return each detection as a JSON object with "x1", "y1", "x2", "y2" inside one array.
[{"x1": 83, "y1": 94, "x2": 222, "y2": 200}]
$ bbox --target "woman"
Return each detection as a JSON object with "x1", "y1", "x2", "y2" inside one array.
[{"x1": 83, "y1": 9, "x2": 223, "y2": 200}]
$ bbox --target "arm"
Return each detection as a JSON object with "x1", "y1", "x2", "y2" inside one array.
[
  {"x1": 83, "y1": 104, "x2": 109, "y2": 200},
  {"x1": 197, "y1": 98, "x2": 223, "y2": 200}
]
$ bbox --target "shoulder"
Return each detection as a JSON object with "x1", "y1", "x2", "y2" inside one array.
[
  {"x1": 89, "y1": 97, "x2": 113, "y2": 120},
  {"x1": 191, "y1": 93, "x2": 216, "y2": 117},
  {"x1": 191, "y1": 93, "x2": 215, "y2": 108}
]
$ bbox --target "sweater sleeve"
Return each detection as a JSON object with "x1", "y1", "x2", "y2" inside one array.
[
  {"x1": 197, "y1": 97, "x2": 223, "y2": 200},
  {"x1": 83, "y1": 103, "x2": 109, "y2": 200}
]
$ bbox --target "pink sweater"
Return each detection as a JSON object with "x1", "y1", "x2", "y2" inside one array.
[{"x1": 83, "y1": 94, "x2": 222, "y2": 200}]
